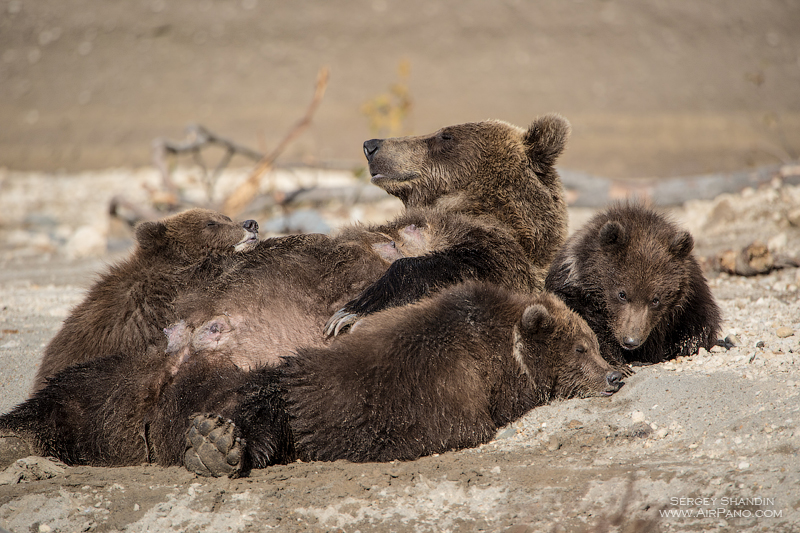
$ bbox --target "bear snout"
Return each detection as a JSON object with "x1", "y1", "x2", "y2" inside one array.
[
  {"x1": 363, "y1": 139, "x2": 382, "y2": 162},
  {"x1": 621, "y1": 335, "x2": 642, "y2": 350},
  {"x1": 242, "y1": 220, "x2": 258, "y2": 233},
  {"x1": 604, "y1": 370, "x2": 624, "y2": 394}
]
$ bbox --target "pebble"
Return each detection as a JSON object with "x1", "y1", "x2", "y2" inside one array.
[
  {"x1": 631, "y1": 411, "x2": 645, "y2": 424},
  {"x1": 776, "y1": 327, "x2": 794, "y2": 338}
]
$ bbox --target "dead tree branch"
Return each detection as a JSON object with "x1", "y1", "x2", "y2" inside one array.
[
  {"x1": 222, "y1": 66, "x2": 330, "y2": 216},
  {"x1": 152, "y1": 124, "x2": 265, "y2": 202}
]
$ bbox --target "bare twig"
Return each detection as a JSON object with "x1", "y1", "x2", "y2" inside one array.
[
  {"x1": 222, "y1": 66, "x2": 330, "y2": 216},
  {"x1": 152, "y1": 124, "x2": 265, "y2": 202}
]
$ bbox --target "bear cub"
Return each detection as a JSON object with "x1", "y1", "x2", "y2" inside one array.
[
  {"x1": 545, "y1": 203, "x2": 722, "y2": 365},
  {"x1": 184, "y1": 281, "x2": 623, "y2": 475},
  {"x1": 32, "y1": 208, "x2": 259, "y2": 393}
]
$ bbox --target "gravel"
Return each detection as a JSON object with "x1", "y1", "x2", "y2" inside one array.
[{"x1": 0, "y1": 167, "x2": 798, "y2": 532}]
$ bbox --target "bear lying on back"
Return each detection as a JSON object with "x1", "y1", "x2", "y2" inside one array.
[
  {"x1": 545, "y1": 203, "x2": 722, "y2": 365},
  {"x1": 31, "y1": 209, "x2": 259, "y2": 393}
]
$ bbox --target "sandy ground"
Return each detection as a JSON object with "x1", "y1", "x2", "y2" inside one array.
[{"x1": 0, "y1": 165, "x2": 798, "y2": 532}]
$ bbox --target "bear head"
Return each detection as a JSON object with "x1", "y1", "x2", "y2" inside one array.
[
  {"x1": 563, "y1": 203, "x2": 698, "y2": 353},
  {"x1": 134, "y1": 208, "x2": 259, "y2": 261},
  {"x1": 362, "y1": 114, "x2": 570, "y2": 270},
  {"x1": 514, "y1": 293, "x2": 623, "y2": 400}
]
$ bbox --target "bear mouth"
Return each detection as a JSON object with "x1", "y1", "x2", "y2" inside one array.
[{"x1": 233, "y1": 230, "x2": 259, "y2": 252}]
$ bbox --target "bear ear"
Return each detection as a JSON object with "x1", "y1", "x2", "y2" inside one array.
[
  {"x1": 523, "y1": 114, "x2": 571, "y2": 168},
  {"x1": 669, "y1": 231, "x2": 694, "y2": 258},
  {"x1": 135, "y1": 221, "x2": 168, "y2": 249},
  {"x1": 599, "y1": 220, "x2": 627, "y2": 249},
  {"x1": 521, "y1": 304, "x2": 556, "y2": 338}
]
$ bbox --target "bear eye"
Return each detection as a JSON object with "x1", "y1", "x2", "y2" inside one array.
[
  {"x1": 206, "y1": 221, "x2": 217, "y2": 227},
  {"x1": 575, "y1": 345, "x2": 586, "y2": 354},
  {"x1": 651, "y1": 297, "x2": 660, "y2": 307},
  {"x1": 438, "y1": 131, "x2": 454, "y2": 141},
  {"x1": 618, "y1": 291, "x2": 627, "y2": 302}
]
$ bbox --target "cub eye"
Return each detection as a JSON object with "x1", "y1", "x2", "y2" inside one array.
[
  {"x1": 438, "y1": 132, "x2": 454, "y2": 141},
  {"x1": 575, "y1": 345, "x2": 586, "y2": 354},
  {"x1": 651, "y1": 297, "x2": 660, "y2": 307},
  {"x1": 206, "y1": 221, "x2": 217, "y2": 227},
  {"x1": 618, "y1": 291, "x2": 627, "y2": 302}
]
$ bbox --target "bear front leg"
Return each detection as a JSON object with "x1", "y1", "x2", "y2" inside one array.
[{"x1": 325, "y1": 245, "x2": 514, "y2": 336}]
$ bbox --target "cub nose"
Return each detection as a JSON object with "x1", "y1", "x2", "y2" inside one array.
[
  {"x1": 605, "y1": 371, "x2": 624, "y2": 393},
  {"x1": 622, "y1": 336, "x2": 641, "y2": 350},
  {"x1": 242, "y1": 220, "x2": 259, "y2": 233},
  {"x1": 363, "y1": 139, "x2": 382, "y2": 162}
]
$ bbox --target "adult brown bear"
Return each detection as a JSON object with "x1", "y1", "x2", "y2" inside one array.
[{"x1": 172, "y1": 114, "x2": 572, "y2": 364}]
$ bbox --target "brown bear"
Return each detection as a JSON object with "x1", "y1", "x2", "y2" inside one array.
[
  {"x1": 1, "y1": 282, "x2": 622, "y2": 475},
  {"x1": 36, "y1": 115, "x2": 570, "y2": 383},
  {"x1": 324, "y1": 114, "x2": 570, "y2": 332},
  {"x1": 174, "y1": 114, "x2": 571, "y2": 356},
  {"x1": 544, "y1": 203, "x2": 722, "y2": 365},
  {"x1": 182, "y1": 281, "x2": 623, "y2": 476},
  {"x1": 31, "y1": 208, "x2": 260, "y2": 393}
]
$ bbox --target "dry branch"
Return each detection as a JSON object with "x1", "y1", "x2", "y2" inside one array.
[
  {"x1": 222, "y1": 66, "x2": 330, "y2": 217},
  {"x1": 152, "y1": 124, "x2": 265, "y2": 202}
]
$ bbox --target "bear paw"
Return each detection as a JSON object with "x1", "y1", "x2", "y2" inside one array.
[{"x1": 184, "y1": 414, "x2": 242, "y2": 478}]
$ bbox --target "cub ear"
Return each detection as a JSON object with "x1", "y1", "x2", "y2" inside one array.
[
  {"x1": 523, "y1": 113, "x2": 571, "y2": 168},
  {"x1": 520, "y1": 304, "x2": 556, "y2": 338},
  {"x1": 135, "y1": 221, "x2": 168, "y2": 249},
  {"x1": 669, "y1": 231, "x2": 694, "y2": 258},
  {"x1": 599, "y1": 220, "x2": 626, "y2": 249}
]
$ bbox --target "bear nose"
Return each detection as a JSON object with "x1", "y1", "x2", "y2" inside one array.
[
  {"x1": 363, "y1": 139, "x2": 382, "y2": 162},
  {"x1": 242, "y1": 220, "x2": 258, "y2": 233},
  {"x1": 605, "y1": 371, "x2": 624, "y2": 392},
  {"x1": 622, "y1": 336, "x2": 641, "y2": 349}
]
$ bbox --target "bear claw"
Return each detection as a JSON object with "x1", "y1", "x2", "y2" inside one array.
[
  {"x1": 184, "y1": 414, "x2": 242, "y2": 477},
  {"x1": 324, "y1": 309, "x2": 360, "y2": 337}
]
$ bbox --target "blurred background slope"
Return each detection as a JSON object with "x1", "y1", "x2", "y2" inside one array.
[{"x1": 1, "y1": 0, "x2": 799, "y2": 178}]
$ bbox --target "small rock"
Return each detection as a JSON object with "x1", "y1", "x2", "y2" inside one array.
[
  {"x1": 776, "y1": 327, "x2": 794, "y2": 339},
  {"x1": 627, "y1": 422, "x2": 653, "y2": 440},
  {"x1": 756, "y1": 340, "x2": 766, "y2": 348},
  {"x1": 725, "y1": 334, "x2": 741, "y2": 347},
  {"x1": 738, "y1": 461, "x2": 750, "y2": 470},
  {"x1": 546, "y1": 437, "x2": 562, "y2": 452},
  {"x1": 631, "y1": 411, "x2": 646, "y2": 424},
  {"x1": 0, "y1": 456, "x2": 65, "y2": 485}
]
